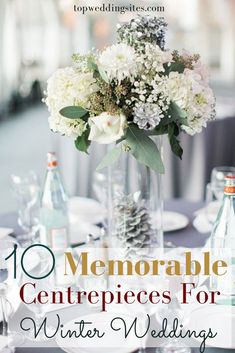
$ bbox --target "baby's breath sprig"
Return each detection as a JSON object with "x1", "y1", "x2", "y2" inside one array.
[{"x1": 117, "y1": 15, "x2": 167, "y2": 50}]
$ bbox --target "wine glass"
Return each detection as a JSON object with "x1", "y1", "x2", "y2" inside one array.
[
  {"x1": 134, "y1": 278, "x2": 158, "y2": 353},
  {"x1": 11, "y1": 171, "x2": 40, "y2": 245},
  {"x1": 211, "y1": 166, "x2": 235, "y2": 201},
  {"x1": 0, "y1": 334, "x2": 14, "y2": 353},
  {"x1": 156, "y1": 298, "x2": 191, "y2": 353},
  {"x1": 21, "y1": 247, "x2": 54, "y2": 341},
  {"x1": 155, "y1": 258, "x2": 199, "y2": 353},
  {"x1": 121, "y1": 273, "x2": 161, "y2": 353},
  {"x1": 0, "y1": 238, "x2": 24, "y2": 350}
]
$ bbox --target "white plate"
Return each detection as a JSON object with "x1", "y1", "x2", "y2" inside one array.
[
  {"x1": 0, "y1": 246, "x2": 40, "y2": 322},
  {"x1": 17, "y1": 248, "x2": 41, "y2": 272},
  {"x1": 56, "y1": 312, "x2": 140, "y2": 353},
  {"x1": 188, "y1": 305, "x2": 235, "y2": 349},
  {"x1": 68, "y1": 197, "x2": 106, "y2": 225},
  {"x1": 163, "y1": 211, "x2": 189, "y2": 232},
  {"x1": 0, "y1": 228, "x2": 13, "y2": 239}
]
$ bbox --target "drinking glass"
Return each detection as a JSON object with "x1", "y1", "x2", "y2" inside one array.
[
  {"x1": 156, "y1": 298, "x2": 191, "y2": 353},
  {"x1": 205, "y1": 166, "x2": 235, "y2": 225},
  {"x1": 0, "y1": 238, "x2": 24, "y2": 350},
  {"x1": 155, "y1": 259, "x2": 198, "y2": 353},
  {"x1": 211, "y1": 166, "x2": 235, "y2": 201},
  {"x1": 11, "y1": 171, "x2": 40, "y2": 245},
  {"x1": 121, "y1": 274, "x2": 161, "y2": 353},
  {"x1": 0, "y1": 334, "x2": 13, "y2": 353},
  {"x1": 21, "y1": 246, "x2": 54, "y2": 341}
]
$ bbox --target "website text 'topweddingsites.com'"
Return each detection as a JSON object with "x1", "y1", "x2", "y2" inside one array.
[{"x1": 73, "y1": 3, "x2": 165, "y2": 15}]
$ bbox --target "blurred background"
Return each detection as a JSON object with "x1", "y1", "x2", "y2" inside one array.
[{"x1": 0, "y1": 0, "x2": 235, "y2": 213}]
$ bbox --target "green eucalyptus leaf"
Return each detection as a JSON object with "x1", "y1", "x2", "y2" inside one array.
[
  {"x1": 96, "y1": 147, "x2": 122, "y2": 171},
  {"x1": 169, "y1": 62, "x2": 185, "y2": 73},
  {"x1": 98, "y1": 67, "x2": 109, "y2": 83},
  {"x1": 74, "y1": 129, "x2": 91, "y2": 154},
  {"x1": 147, "y1": 125, "x2": 168, "y2": 136},
  {"x1": 164, "y1": 62, "x2": 185, "y2": 75},
  {"x1": 166, "y1": 101, "x2": 188, "y2": 126},
  {"x1": 87, "y1": 58, "x2": 98, "y2": 72},
  {"x1": 126, "y1": 124, "x2": 165, "y2": 174},
  {"x1": 60, "y1": 106, "x2": 88, "y2": 120},
  {"x1": 116, "y1": 135, "x2": 126, "y2": 144},
  {"x1": 168, "y1": 124, "x2": 183, "y2": 159}
]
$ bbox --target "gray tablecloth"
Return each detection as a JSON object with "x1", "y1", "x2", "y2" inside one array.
[{"x1": 0, "y1": 199, "x2": 234, "y2": 353}]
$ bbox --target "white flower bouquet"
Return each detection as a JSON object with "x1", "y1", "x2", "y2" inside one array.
[{"x1": 44, "y1": 16, "x2": 215, "y2": 173}]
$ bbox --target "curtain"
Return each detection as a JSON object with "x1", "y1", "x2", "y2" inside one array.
[{"x1": 0, "y1": 0, "x2": 20, "y2": 110}]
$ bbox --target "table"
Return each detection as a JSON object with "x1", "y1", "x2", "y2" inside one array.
[
  {"x1": 0, "y1": 199, "x2": 234, "y2": 353},
  {"x1": 0, "y1": 199, "x2": 208, "y2": 248}
]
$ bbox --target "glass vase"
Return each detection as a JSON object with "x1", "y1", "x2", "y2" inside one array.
[{"x1": 107, "y1": 137, "x2": 164, "y2": 256}]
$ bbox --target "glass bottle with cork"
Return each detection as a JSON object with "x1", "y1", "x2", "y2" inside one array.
[
  {"x1": 40, "y1": 152, "x2": 69, "y2": 251},
  {"x1": 210, "y1": 175, "x2": 235, "y2": 303}
]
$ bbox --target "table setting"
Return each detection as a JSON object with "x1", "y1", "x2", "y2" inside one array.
[
  {"x1": 0, "y1": 13, "x2": 235, "y2": 353},
  {"x1": 0, "y1": 182, "x2": 234, "y2": 353}
]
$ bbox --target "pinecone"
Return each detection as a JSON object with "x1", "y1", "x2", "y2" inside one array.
[
  {"x1": 114, "y1": 196, "x2": 154, "y2": 256},
  {"x1": 133, "y1": 102, "x2": 164, "y2": 130}
]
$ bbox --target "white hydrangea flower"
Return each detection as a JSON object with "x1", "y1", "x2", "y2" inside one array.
[
  {"x1": 48, "y1": 113, "x2": 86, "y2": 138},
  {"x1": 88, "y1": 112, "x2": 126, "y2": 144},
  {"x1": 98, "y1": 43, "x2": 137, "y2": 82},
  {"x1": 166, "y1": 71, "x2": 190, "y2": 109},
  {"x1": 137, "y1": 43, "x2": 172, "y2": 74},
  {"x1": 193, "y1": 60, "x2": 210, "y2": 84},
  {"x1": 181, "y1": 92, "x2": 215, "y2": 135},
  {"x1": 182, "y1": 69, "x2": 215, "y2": 135},
  {"x1": 181, "y1": 50, "x2": 210, "y2": 83},
  {"x1": 45, "y1": 67, "x2": 98, "y2": 138},
  {"x1": 166, "y1": 70, "x2": 215, "y2": 135}
]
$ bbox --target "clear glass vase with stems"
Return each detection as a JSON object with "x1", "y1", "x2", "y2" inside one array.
[{"x1": 106, "y1": 136, "x2": 164, "y2": 255}]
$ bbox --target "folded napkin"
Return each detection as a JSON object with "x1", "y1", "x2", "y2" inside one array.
[
  {"x1": 70, "y1": 220, "x2": 101, "y2": 245},
  {"x1": 193, "y1": 213, "x2": 213, "y2": 234},
  {"x1": 193, "y1": 201, "x2": 221, "y2": 234}
]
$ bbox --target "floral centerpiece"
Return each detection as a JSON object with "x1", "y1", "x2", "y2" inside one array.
[
  {"x1": 44, "y1": 16, "x2": 215, "y2": 253},
  {"x1": 44, "y1": 15, "x2": 215, "y2": 174}
]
